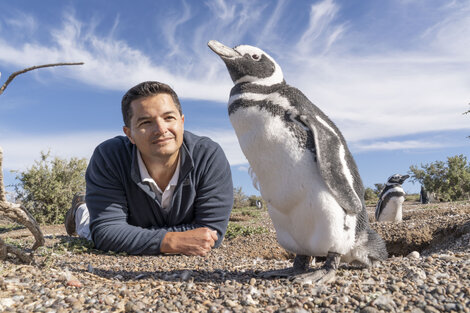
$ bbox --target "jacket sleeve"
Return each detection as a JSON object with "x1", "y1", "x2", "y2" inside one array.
[
  {"x1": 86, "y1": 144, "x2": 168, "y2": 255},
  {"x1": 190, "y1": 142, "x2": 234, "y2": 247},
  {"x1": 150, "y1": 142, "x2": 234, "y2": 247}
]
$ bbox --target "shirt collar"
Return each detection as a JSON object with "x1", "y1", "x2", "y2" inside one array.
[{"x1": 137, "y1": 151, "x2": 180, "y2": 192}]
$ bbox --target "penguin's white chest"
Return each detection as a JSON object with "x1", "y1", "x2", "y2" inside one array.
[
  {"x1": 378, "y1": 196, "x2": 404, "y2": 222},
  {"x1": 229, "y1": 105, "x2": 356, "y2": 256}
]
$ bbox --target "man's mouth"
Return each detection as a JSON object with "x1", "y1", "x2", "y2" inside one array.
[{"x1": 152, "y1": 137, "x2": 174, "y2": 144}]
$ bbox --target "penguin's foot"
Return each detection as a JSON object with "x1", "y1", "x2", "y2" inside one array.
[
  {"x1": 292, "y1": 251, "x2": 341, "y2": 285},
  {"x1": 260, "y1": 255, "x2": 312, "y2": 278},
  {"x1": 292, "y1": 267, "x2": 337, "y2": 284}
]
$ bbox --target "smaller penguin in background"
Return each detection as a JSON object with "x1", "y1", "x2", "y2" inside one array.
[{"x1": 375, "y1": 174, "x2": 410, "y2": 222}]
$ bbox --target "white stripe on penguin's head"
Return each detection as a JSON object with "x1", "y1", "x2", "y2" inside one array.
[{"x1": 208, "y1": 40, "x2": 284, "y2": 86}]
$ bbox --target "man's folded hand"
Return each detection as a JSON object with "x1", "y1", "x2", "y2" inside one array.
[{"x1": 160, "y1": 227, "x2": 218, "y2": 256}]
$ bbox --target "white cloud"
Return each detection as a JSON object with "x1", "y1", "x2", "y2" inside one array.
[
  {"x1": 296, "y1": 0, "x2": 346, "y2": 55},
  {"x1": 190, "y1": 128, "x2": 248, "y2": 165},
  {"x1": 0, "y1": 131, "x2": 118, "y2": 171},
  {"x1": 0, "y1": 127, "x2": 249, "y2": 172},
  {"x1": 237, "y1": 165, "x2": 249, "y2": 172},
  {"x1": 4, "y1": 11, "x2": 37, "y2": 34},
  {"x1": 0, "y1": 14, "x2": 232, "y2": 102},
  {"x1": 0, "y1": 1, "x2": 469, "y2": 152},
  {"x1": 351, "y1": 140, "x2": 451, "y2": 152}
]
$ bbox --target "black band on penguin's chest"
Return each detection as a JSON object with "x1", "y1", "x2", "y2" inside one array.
[{"x1": 229, "y1": 87, "x2": 316, "y2": 158}]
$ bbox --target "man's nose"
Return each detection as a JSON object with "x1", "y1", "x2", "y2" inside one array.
[{"x1": 153, "y1": 119, "x2": 168, "y2": 135}]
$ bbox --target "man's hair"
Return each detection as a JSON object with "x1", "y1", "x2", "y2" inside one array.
[{"x1": 121, "y1": 81, "x2": 182, "y2": 127}]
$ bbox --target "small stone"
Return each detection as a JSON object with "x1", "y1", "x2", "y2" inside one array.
[
  {"x1": 0, "y1": 298, "x2": 14, "y2": 308},
  {"x1": 114, "y1": 301, "x2": 126, "y2": 311},
  {"x1": 373, "y1": 295, "x2": 397, "y2": 311},
  {"x1": 224, "y1": 299, "x2": 237, "y2": 308},
  {"x1": 104, "y1": 295, "x2": 114, "y2": 305},
  {"x1": 424, "y1": 305, "x2": 440, "y2": 313},
  {"x1": 360, "y1": 306, "x2": 380, "y2": 313},
  {"x1": 87, "y1": 264, "x2": 94, "y2": 273},
  {"x1": 66, "y1": 279, "x2": 82, "y2": 288},
  {"x1": 125, "y1": 301, "x2": 136, "y2": 312},
  {"x1": 72, "y1": 301, "x2": 82, "y2": 310},
  {"x1": 444, "y1": 303, "x2": 457, "y2": 312},
  {"x1": 407, "y1": 251, "x2": 420, "y2": 259},
  {"x1": 243, "y1": 294, "x2": 258, "y2": 306},
  {"x1": 64, "y1": 296, "x2": 77, "y2": 304}
]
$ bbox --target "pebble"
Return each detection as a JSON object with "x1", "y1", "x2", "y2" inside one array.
[
  {"x1": 0, "y1": 203, "x2": 469, "y2": 312},
  {"x1": 407, "y1": 251, "x2": 420, "y2": 259}
]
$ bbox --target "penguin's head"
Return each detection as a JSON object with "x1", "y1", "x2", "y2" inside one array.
[
  {"x1": 387, "y1": 174, "x2": 410, "y2": 185},
  {"x1": 208, "y1": 40, "x2": 284, "y2": 86}
]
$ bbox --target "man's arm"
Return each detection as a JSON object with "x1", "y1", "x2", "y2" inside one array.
[
  {"x1": 156, "y1": 140, "x2": 234, "y2": 254},
  {"x1": 86, "y1": 143, "x2": 170, "y2": 255}
]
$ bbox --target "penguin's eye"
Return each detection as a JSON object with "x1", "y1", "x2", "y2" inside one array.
[{"x1": 251, "y1": 54, "x2": 260, "y2": 60}]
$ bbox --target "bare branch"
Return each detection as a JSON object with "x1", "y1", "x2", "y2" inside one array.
[
  {"x1": 0, "y1": 62, "x2": 84, "y2": 96},
  {"x1": 0, "y1": 201, "x2": 45, "y2": 250},
  {"x1": 0, "y1": 146, "x2": 5, "y2": 202}
]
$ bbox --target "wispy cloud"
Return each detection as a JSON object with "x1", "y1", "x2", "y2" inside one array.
[
  {"x1": 0, "y1": 131, "x2": 118, "y2": 171},
  {"x1": 161, "y1": 1, "x2": 193, "y2": 58},
  {"x1": 296, "y1": 0, "x2": 346, "y2": 55},
  {"x1": 352, "y1": 140, "x2": 452, "y2": 152},
  {"x1": 237, "y1": 165, "x2": 249, "y2": 172},
  {"x1": 0, "y1": 128, "x2": 247, "y2": 174},
  {"x1": 0, "y1": 0, "x2": 469, "y2": 151},
  {"x1": 190, "y1": 128, "x2": 247, "y2": 165}
]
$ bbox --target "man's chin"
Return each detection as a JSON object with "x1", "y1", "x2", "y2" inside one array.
[{"x1": 149, "y1": 148, "x2": 178, "y2": 159}]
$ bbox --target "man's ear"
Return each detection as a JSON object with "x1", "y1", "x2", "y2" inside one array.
[{"x1": 123, "y1": 126, "x2": 136, "y2": 144}]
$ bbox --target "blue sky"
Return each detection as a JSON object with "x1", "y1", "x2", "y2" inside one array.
[{"x1": 0, "y1": 0, "x2": 469, "y2": 197}]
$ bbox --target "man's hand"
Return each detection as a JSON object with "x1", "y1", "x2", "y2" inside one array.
[{"x1": 160, "y1": 227, "x2": 218, "y2": 256}]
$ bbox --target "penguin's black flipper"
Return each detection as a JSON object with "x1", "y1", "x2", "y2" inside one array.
[
  {"x1": 375, "y1": 198, "x2": 383, "y2": 220},
  {"x1": 298, "y1": 113, "x2": 363, "y2": 215}
]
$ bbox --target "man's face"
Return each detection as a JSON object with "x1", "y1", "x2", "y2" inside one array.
[{"x1": 123, "y1": 93, "x2": 184, "y2": 162}]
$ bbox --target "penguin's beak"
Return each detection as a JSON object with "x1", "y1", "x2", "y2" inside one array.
[
  {"x1": 208, "y1": 40, "x2": 240, "y2": 59},
  {"x1": 400, "y1": 175, "x2": 410, "y2": 183}
]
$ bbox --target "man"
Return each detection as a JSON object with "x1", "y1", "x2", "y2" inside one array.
[{"x1": 65, "y1": 81, "x2": 233, "y2": 256}]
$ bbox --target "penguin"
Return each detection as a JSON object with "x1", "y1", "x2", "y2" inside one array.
[
  {"x1": 208, "y1": 40, "x2": 387, "y2": 284},
  {"x1": 375, "y1": 174, "x2": 410, "y2": 222}
]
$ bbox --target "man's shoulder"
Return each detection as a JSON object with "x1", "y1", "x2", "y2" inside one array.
[
  {"x1": 183, "y1": 131, "x2": 220, "y2": 151},
  {"x1": 93, "y1": 136, "x2": 133, "y2": 159},
  {"x1": 183, "y1": 131, "x2": 229, "y2": 171}
]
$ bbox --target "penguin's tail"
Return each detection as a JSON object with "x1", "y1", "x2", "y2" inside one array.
[{"x1": 365, "y1": 227, "x2": 388, "y2": 262}]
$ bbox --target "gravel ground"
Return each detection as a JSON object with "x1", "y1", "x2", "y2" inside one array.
[{"x1": 0, "y1": 201, "x2": 469, "y2": 312}]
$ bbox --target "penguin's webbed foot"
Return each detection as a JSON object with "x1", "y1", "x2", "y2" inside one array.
[
  {"x1": 292, "y1": 267, "x2": 337, "y2": 284},
  {"x1": 292, "y1": 251, "x2": 341, "y2": 285},
  {"x1": 260, "y1": 255, "x2": 312, "y2": 278}
]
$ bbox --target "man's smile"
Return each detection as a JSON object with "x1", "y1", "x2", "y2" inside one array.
[{"x1": 152, "y1": 137, "x2": 174, "y2": 144}]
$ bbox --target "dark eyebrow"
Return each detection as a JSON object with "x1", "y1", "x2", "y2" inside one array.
[
  {"x1": 135, "y1": 116, "x2": 152, "y2": 123},
  {"x1": 162, "y1": 110, "x2": 178, "y2": 116}
]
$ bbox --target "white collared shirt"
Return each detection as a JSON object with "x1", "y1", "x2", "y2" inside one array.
[{"x1": 137, "y1": 151, "x2": 180, "y2": 210}]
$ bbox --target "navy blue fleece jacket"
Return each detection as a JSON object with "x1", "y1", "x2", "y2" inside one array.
[{"x1": 85, "y1": 131, "x2": 233, "y2": 255}]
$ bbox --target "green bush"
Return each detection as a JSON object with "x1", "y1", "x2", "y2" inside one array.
[
  {"x1": 374, "y1": 183, "x2": 385, "y2": 196},
  {"x1": 233, "y1": 186, "x2": 249, "y2": 209},
  {"x1": 225, "y1": 223, "x2": 268, "y2": 239},
  {"x1": 409, "y1": 154, "x2": 470, "y2": 202},
  {"x1": 14, "y1": 151, "x2": 87, "y2": 224},
  {"x1": 364, "y1": 187, "x2": 378, "y2": 202}
]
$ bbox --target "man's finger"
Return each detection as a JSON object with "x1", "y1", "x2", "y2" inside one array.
[{"x1": 210, "y1": 230, "x2": 218, "y2": 241}]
